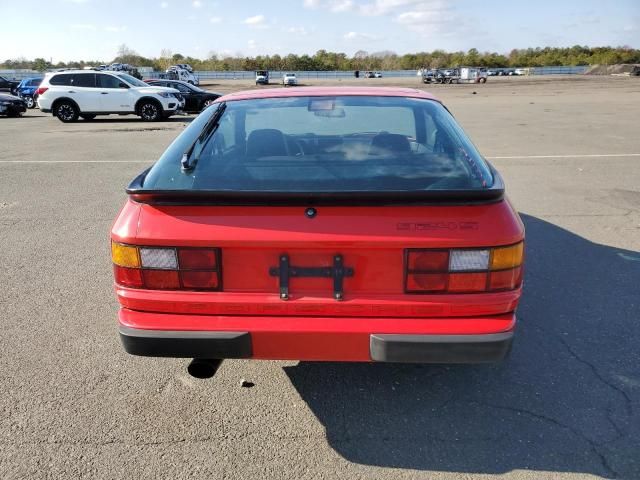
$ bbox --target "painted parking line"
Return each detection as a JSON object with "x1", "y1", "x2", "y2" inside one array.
[
  {"x1": 487, "y1": 153, "x2": 640, "y2": 159},
  {"x1": 1, "y1": 153, "x2": 640, "y2": 163},
  {"x1": 0, "y1": 160, "x2": 152, "y2": 163}
]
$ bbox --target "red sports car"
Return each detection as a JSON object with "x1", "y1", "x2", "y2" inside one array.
[{"x1": 111, "y1": 87, "x2": 524, "y2": 378}]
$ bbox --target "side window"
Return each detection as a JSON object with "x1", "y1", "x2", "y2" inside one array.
[
  {"x1": 208, "y1": 109, "x2": 237, "y2": 157},
  {"x1": 49, "y1": 74, "x2": 73, "y2": 86},
  {"x1": 174, "y1": 83, "x2": 191, "y2": 93},
  {"x1": 97, "y1": 74, "x2": 123, "y2": 89},
  {"x1": 71, "y1": 74, "x2": 95, "y2": 88}
]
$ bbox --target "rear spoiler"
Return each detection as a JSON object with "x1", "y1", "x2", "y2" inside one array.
[{"x1": 125, "y1": 164, "x2": 505, "y2": 207}]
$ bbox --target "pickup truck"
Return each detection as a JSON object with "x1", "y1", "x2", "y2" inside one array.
[{"x1": 0, "y1": 75, "x2": 20, "y2": 95}]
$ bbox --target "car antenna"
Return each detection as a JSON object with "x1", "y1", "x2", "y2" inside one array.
[{"x1": 181, "y1": 102, "x2": 227, "y2": 171}]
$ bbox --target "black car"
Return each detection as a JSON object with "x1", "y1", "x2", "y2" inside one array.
[
  {"x1": 144, "y1": 79, "x2": 221, "y2": 113},
  {"x1": 0, "y1": 75, "x2": 20, "y2": 95},
  {"x1": 0, "y1": 93, "x2": 27, "y2": 117}
]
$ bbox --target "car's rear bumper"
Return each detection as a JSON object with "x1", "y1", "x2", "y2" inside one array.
[{"x1": 118, "y1": 309, "x2": 515, "y2": 363}]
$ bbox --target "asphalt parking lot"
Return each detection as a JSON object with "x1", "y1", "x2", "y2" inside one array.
[{"x1": 1, "y1": 75, "x2": 639, "y2": 480}]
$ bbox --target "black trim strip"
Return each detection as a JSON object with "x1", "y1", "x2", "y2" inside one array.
[
  {"x1": 119, "y1": 326, "x2": 252, "y2": 358},
  {"x1": 370, "y1": 331, "x2": 513, "y2": 363}
]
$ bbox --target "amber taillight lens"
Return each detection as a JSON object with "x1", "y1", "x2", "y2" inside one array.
[
  {"x1": 111, "y1": 242, "x2": 221, "y2": 291},
  {"x1": 405, "y1": 242, "x2": 524, "y2": 293}
]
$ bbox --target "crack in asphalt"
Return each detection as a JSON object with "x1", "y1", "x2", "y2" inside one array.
[
  {"x1": 557, "y1": 336, "x2": 633, "y2": 417},
  {"x1": 475, "y1": 401, "x2": 620, "y2": 479}
]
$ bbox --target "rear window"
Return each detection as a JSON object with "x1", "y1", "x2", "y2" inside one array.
[{"x1": 142, "y1": 96, "x2": 494, "y2": 194}]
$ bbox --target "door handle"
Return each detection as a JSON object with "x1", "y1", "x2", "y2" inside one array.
[
  {"x1": 101, "y1": 92, "x2": 109, "y2": 94},
  {"x1": 68, "y1": 91, "x2": 75, "y2": 93}
]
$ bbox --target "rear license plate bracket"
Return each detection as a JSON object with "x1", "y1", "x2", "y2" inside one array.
[{"x1": 269, "y1": 254, "x2": 354, "y2": 301}]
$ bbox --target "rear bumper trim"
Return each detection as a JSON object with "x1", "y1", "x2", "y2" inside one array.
[
  {"x1": 370, "y1": 331, "x2": 513, "y2": 363},
  {"x1": 119, "y1": 325, "x2": 252, "y2": 358}
]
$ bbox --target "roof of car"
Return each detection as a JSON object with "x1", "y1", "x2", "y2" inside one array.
[{"x1": 218, "y1": 86, "x2": 441, "y2": 103}]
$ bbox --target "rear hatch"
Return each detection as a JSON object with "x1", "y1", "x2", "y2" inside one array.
[{"x1": 114, "y1": 200, "x2": 524, "y2": 318}]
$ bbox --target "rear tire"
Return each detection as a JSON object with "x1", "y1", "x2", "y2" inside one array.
[
  {"x1": 479, "y1": 77, "x2": 487, "y2": 83},
  {"x1": 25, "y1": 96, "x2": 35, "y2": 109},
  {"x1": 138, "y1": 100, "x2": 162, "y2": 122},
  {"x1": 54, "y1": 101, "x2": 79, "y2": 123}
]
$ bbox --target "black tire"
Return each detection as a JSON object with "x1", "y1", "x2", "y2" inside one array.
[
  {"x1": 479, "y1": 77, "x2": 487, "y2": 83},
  {"x1": 54, "y1": 100, "x2": 79, "y2": 123},
  {"x1": 138, "y1": 100, "x2": 162, "y2": 122},
  {"x1": 7, "y1": 109, "x2": 23, "y2": 118},
  {"x1": 81, "y1": 114, "x2": 96, "y2": 120}
]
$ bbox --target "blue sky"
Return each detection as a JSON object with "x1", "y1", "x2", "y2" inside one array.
[{"x1": 1, "y1": 0, "x2": 638, "y2": 62}]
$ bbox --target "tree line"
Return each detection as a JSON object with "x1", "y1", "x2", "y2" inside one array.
[{"x1": 2, "y1": 45, "x2": 639, "y2": 72}]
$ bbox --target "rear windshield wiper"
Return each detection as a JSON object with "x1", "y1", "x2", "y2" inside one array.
[{"x1": 181, "y1": 102, "x2": 227, "y2": 171}]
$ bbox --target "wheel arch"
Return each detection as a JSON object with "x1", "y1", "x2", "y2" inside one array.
[
  {"x1": 134, "y1": 96, "x2": 164, "y2": 114},
  {"x1": 51, "y1": 97, "x2": 81, "y2": 114}
]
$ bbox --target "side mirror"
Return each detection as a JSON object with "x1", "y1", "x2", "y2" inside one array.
[{"x1": 118, "y1": 82, "x2": 129, "y2": 89}]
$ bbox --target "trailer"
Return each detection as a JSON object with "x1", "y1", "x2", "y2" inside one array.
[{"x1": 459, "y1": 67, "x2": 487, "y2": 83}]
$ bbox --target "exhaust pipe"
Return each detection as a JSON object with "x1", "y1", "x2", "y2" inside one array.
[{"x1": 187, "y1": 358, "x2": 222, "y2": 379}]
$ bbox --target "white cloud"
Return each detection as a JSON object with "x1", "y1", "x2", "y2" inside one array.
[
  {"x1": 160, "y1": 1, "x2": 168, "y2": 7},
  {"x1": 210, "y1": 16, "x2": 222, "y2": 24},
  {"x1": 330, "y1": 0, "x2": 354, "y2": 12},
  {"x1": 70, "y1": 24, "x2": 96, "y2": 30},
  {"x1": 243, "y1": 14, "x2": 267, "y2": 28},
  {"x1": 286, "y1": 26, "x2": 308, "y2": 35},
  {"x1": 192, "y1": 0, "x2": 202, "y2": 7},
  {"x1": 343, "y1": 31, "x2": 381, "y2": 40},
  {"x1": 104, "y1": 25, "x2": 127, "y2": 33}
]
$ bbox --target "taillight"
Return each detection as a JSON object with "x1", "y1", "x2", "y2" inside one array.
[
  {"x1": 111, "y1": 242, "x2": 221, "y2": 290},
  {"x1": 405, "y1": 242, "x2": 524, "y2": 293},
  {"x1": 35, "y1": 87, "x2": 48, "y2": 96}
]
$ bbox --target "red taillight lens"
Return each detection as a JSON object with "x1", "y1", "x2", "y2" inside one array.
[
  {"x1": 405, "y1": 243, "x2": 523, "y2": 294},
  {"x1": 448, "y1": 272, "x2": 487, "y2": 292},
  {"x1": 114, "y1": 265, "x2": 143, "y2": 288},
  {"x1": 35, "y1": 87, "x2": 48, "y2": 96},
  {"x1": 178, "y1": 248, "x2": 218, "y2": 269},
  {"x1": 407, "y1": 250, "x2": 449, "y2": 271},
  {"x1": 142, "y1": 269, "x2": 181, "y2": 289},
  {"x1": 489, "y1": 266, "x2": 523, "y2": 291},
  {"x1": 180, "y1": 270, "x2": 219, "y2": 289},
  {"x1": 112, "y1": 242, "x2": 221, "y2": 291},
  {"x1": 406, "y1": 273, "x2": 447, "y2": 292}
]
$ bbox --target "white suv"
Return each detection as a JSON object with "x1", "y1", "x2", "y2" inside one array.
[{"x1": 37, "y1": 70, "x2": 185, "y2": 122}]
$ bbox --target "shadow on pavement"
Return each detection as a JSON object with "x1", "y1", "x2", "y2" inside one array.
[{"x1": 284, "y1": 214, "x2": 639, "y2": 479}]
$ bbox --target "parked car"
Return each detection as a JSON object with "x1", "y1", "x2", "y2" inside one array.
[
  {"x1": 255, "y1": 70, "x2": 269, "y2": 85},
  {"x1": 0, "y1": 75, "x2": 20, "y2": 95},
  {"x1": 37, "y1": 70, "x2": 185, "y2": 122},
  {"x1": 174, "y1": 63, "x2": 194, "y2": 73},
  {"x1": 111, "y1": 87, "x2": 525, "y2": 378},
  {"x1": 16, "y1": 77, "x2": 43, "y2": 108},
  {"x1": 282, "y1": 73, "x2": 298, "y2": 86},
  {"x1": 487, "y1": 69, "x2": 499, "y2": 76},
  {"x1": 166, "y1": 66, "x2": 199, "y2": 85},
  {"x1": 145, "y1": 79, "x2": 221, "y2": 112},
  {"x1": 514, "y1": 68, "x2": 527, "y2": 76},
  {"x1": 0, "y1": 93, "x2": 27, "y2": 117}
]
